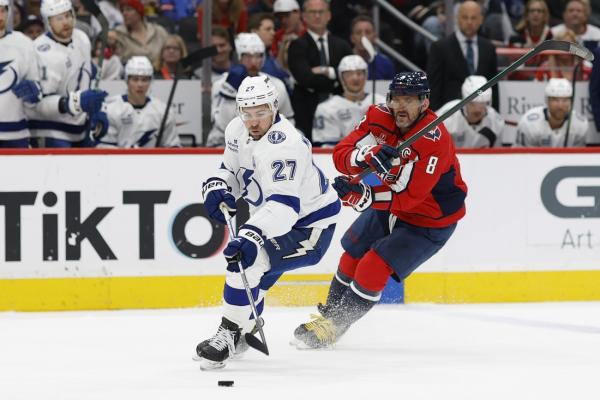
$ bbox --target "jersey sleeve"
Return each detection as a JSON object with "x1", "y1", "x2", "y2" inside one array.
[
  {"x1": 515, "y1": 114, "x2": 537, "y2": 147},
  {"x1": 245, "y1": 137, "x2": 307, "y2": 238},
  {"x1": 332, "y1": 106, "x2": 379, "y2": 175},
  {"x1": 213, "y1": 119, "x2": 242, "y2": 198},
  {"x1": 312, "y1": 102, "x2": 342, "y2": 146}
]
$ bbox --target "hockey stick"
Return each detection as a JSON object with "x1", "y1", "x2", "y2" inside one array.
[
  {"x1": 563, "y1": 61, "x2": 581, "y2": 147},
  {"x1": 219, "y1": 203, "x2": 270, "y2": 356},
  {"x1": 361, "y1": 36, "x2": 377, "y2": 105},
  {"x1": 155, "y1": 45, "x2": 217, "y2": 146},
  {"x1": 81, "y1": 0, "x2": 109, "y2": 140},
  {"x1": 351, "y1": 40, "x2": 594, "y2": 183},
  {"x1": 81, "y1": 0, "x2": 109, "y2": 89}
]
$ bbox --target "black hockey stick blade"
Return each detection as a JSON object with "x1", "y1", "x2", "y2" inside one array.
[
  {"x1": 244, "y1": 333, "x2": 270, "y2": 355},
  {"x1": 351, "y1": 40, "x2": 594, "y2": 183},
  {"x1": 181, "y1": 46, "x2": 218, "y2": 69}
]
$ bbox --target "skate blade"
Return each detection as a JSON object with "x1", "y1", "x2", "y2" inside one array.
[
  {"x1": 289, "y1": 338, "x2": 333, "y2": 350},
  {"x1": 199, "y1": 359, "x2": 227, "y2": 371}
]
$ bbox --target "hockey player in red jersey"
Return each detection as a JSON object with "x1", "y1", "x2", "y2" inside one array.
[{"x1": 293, "y1": 71, "x2": 468, "y2": 349}]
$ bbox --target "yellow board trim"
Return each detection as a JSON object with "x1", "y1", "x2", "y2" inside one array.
[
  {"x1": 404, "y1": 270, "x2": 600, "y2": 303},
  {"x1": 1, "y1": 271, "x2": 600, "y2": 311}
]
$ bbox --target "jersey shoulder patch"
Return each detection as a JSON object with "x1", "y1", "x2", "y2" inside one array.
[
  {"x1": 37, "y1": 43, "x2": 51, "y2": 52},
  {"x1": 423, "y1": 127, "x2": 442, "y2": 142},
  {"x1": 527, "y1": 112, "x2": 540, "y2": 121},
  {"x1": 267, "y1": 130, "x2": 286, "y2": 144}
]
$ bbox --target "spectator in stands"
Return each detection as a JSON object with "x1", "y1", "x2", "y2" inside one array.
[
  {"x1": 509, "y1": 0, "x2": 553, "y2": 47},
  {"x1": 427, "y1": 0, "x2": 498, "y2": 110},
  {"x1": 194, "y1": 26, "x2": 234, "y2": 82},
  {"x1": 21, "y1": 15, "x2": 44, "y2": 40},
  {"x1": 271, "y1": 0, "x2": 305, "y2": 57},
  {"x1": 349, "y1": 15, "x2": 395, "y2": 80},
  {"x1": 516, "y1": 78, "x2": 588, "y2": 147},
  {"x1": 73, "y1": 0, "x2": 100, "y2": 42},
  {"x1": 248, "y1": 12, "x2": 291, "y2": 91},
  {"x1": 589, "y1": 46, "x2": 600, "y2": 144},
  {"x1": 110, "y1": 0, "x2": 169, "y2": 65},
  {"x1": 287, "y1": 0, "x2": 353, "y2": 139},
  {"x1": 159, "y1": 0, "x2": 198, "y2": 22},
  {"x1": 312, "y1": 55, "x2": 385, "y2": 147},
  {"x1": 154, "y1": 34, "x2": 192, "y2": 79},
  {"x1": 550, "y1": 0, "x2": 600, "y2": 46},
  {"x1": 93, "y1": 36, "x2": 124, "y2": 80},
  {"x1": 536, "y1": 29, "x2": 591, "y2": 81},
  {"x1": 437, "y1": 75, "x2": 507, "y2": 148},
  {"x1": 196, "y1": 0, "x2": 248, "y2": 42},
  {"x1": 206, "y1": 33, "x2": 294, "y2": 147}
]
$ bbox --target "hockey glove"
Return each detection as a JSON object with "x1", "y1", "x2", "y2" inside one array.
[
  {"x1": 90, "y1": 111, "x2": 109, "y2": 142},
  {"x1": 66, "y1": 89, "x2": 108, "y2": 115},
  {"x1": 333, "y1": 175, "x2": 373, "y2": 212},
  {"x1": 202, "y1": 177, "x2": 237, "y2": 224},
  {"x1": 223, "y1": 225, "x2": 265, "y2": 271},
  {"x1": 11, "y1": 80, "x2": 42, "y2": 104},
  {"x1": 354, "y1": 144, "x2": 399, "y2": 174},
  {"x1": 224, "y1": 64, "x2": 248, "y2": 91}
]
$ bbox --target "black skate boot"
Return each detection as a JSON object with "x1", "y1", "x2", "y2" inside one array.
[
  {"x1": 194, "y1": 320, "x2": 258, "y2": 362},
  {"x1": 197, "y1": 317, "x2": 241, "y2": 370}
]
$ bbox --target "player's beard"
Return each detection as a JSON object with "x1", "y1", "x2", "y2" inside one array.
[{"x1": 54, "y1": 25, "x2": 73, "y2": 42}]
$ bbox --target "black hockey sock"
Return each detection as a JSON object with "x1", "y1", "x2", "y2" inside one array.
[
  {"x1": 321, "y1": 271, "x2": 351, "y2": 317},
  {"x1": 328, "y1": 286, "x2": 376, "y2": 333}
]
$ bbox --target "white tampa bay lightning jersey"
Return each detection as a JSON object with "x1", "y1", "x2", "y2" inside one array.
[
  {"x1": 0, "y1": 31, "x2": 40, "y2": 140},
  {"x1": 206, "y1": 72, "x2": 294, "y2": 147},
  {"x1": 98, "y1": 95, "x2": 180, "y2": 148},
  {"x1": 312, "y1": 93, "x2": 386, "y2": 146},
  {"x1": 215, "y1": 114, "x2": 340, "y2": 239},
  {"x1": 438, "y1": 99, "x2": 507, "y2": 148},
  {"x1": 26, "y1": 30, "x2": 93, "y2": 142},
  {"x1": 516, "y1": 106, "x2": 588, "y2": 147}
]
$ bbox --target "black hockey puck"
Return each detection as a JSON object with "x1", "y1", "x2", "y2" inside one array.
[{"x1": 218, "y1": 380, "x2": 234, "y2": 387}]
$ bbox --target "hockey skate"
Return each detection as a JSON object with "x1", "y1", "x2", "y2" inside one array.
[
  {"x1": 196, "y1": 317, "x2": 241, "y2": 370},
  {"x1": 193, "y1": 320, "x2": 258, "y2": 362},
  {"x1": 291, "y1": 313, "x2": 339, "y2": 350}
]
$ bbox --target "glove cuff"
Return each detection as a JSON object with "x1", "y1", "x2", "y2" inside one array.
[
  {"x1": 351, "y1": 146, "x2": 374, "y2": 168},
  {"x1": 238, "y1": 225, "x2": 265, "y2": 248},
  {"x1": 202, "y1": 177, "x2": 229, "y2": 200},
  {"x1": 67, "y1": 91, "x2": 83, "y2": 114},
  {"x1": 353, "y1": 183, "x2": 373, "y2": 212}
]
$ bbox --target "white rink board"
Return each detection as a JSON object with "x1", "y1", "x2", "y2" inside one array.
[{"x1": 0, "y1": 151, "x2": 598, "y2": 279}]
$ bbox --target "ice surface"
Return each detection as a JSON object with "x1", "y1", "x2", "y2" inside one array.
[{"x1": 1, "y1": 303, "x2": 599, "y2": 400}]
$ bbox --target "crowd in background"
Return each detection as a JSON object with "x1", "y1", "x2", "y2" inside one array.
[{"x1": 3, "y1": 0, "x2": 600, "y2": 148}]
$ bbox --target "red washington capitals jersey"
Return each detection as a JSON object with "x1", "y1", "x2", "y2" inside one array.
[{"x1": 333, "y1": 105, "x2": 467, "y2": 228}]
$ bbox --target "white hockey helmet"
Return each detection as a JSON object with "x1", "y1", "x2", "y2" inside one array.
[
  {"x1": 125, "y1": 56, "x2": 154, "y2": 79},
  {"x1": 338, "y1": 54, "x2": 368, "y2": 75},
  {"x1": 0, "y1": 0, "x2": 9, "y2": 8},
  {"x1": 462, "y1": 75, "x2": 491, "y2": 104},
  {"x1": 545, "y1": 78, "x2": 572, "y2": 98},
  {"x1": 236, "y1": 75, "x2": 279, "y2": 117},
  {"x1": 41, "y1": 0, "x2": 74, "y2": 22},
  {"x1": 235, "y1": 32, "x2": 265, "y2": 56}
]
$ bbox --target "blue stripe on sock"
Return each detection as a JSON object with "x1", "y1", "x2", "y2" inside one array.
[{"x1": 224, "y1": 284, "x2": 259, "y2": 306}]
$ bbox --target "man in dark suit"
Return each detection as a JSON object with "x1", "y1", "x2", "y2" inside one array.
[
  {"x1": 287, "y1": 0, "x2": 353, "y2": 140},
  {"x1": 427, "y1": 1, "x2": 498, "y2": 111}
]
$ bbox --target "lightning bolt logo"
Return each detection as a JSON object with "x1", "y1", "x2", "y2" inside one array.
[
  {"x1": 0, "y1": 60, "x2": 18, "y2": 95},
  {"x1": 282, "y1": 238, "x2": 315, "y2": 259}
]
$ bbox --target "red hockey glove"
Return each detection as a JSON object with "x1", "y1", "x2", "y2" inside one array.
[
  {"x1": 354, "y1": 144, "x2": 399, "y2": 174},
  {"x1": 333, "y1": 176, "x2": 373, "y2": 212}
]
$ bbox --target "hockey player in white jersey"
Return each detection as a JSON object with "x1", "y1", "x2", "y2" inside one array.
[
  {"x1": 197, "y1": 76, "x2": 340, "y2": 370},
  {"x1": 0, "y1": 0, "x2": 41, "y2": 147},
  {"x1": 96, "y1": 56, "x2": 180, "y2": 148},
  {"x1": 516, "y1": 78, "x2": 588, "y2": 147},
  {"x1": 205, "y1": 32, "x2": 294, "y2": 147},
  {"x1": 15, "y1": 0, "x2": 107, "y2": 147},
  {"x1": 437, "y1": 75, "x2": 506, "y2": 148},
  {"x1": 312, "y1": 54, "x2": 385, "y2": 147}
]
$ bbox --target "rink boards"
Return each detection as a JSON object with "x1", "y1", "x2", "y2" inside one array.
[{"x1": 0, "y1": 148, "x2": 599, "y2": 311}]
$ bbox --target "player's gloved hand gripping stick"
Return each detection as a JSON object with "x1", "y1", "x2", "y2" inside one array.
[
  {"x1": 351, "y1": 40, "x2": 595, "y2": 184},
  {"x1": 219, "y1": 203, "x2": 270, "y2": 356}
]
